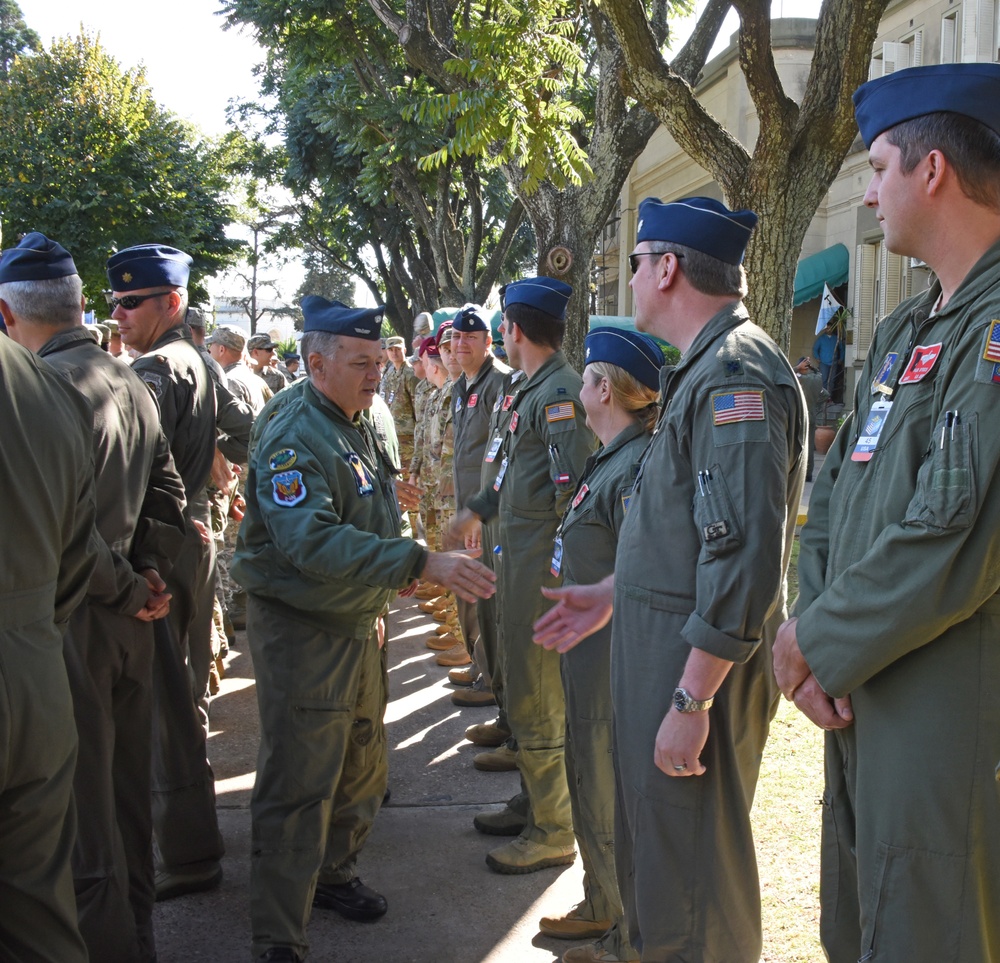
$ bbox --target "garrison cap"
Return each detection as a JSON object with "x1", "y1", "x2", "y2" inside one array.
[
  {"x1": 247, "y1": 333, "x2": 277, "y2": 351},
  {"x1": 0, "y1": 232, "x2": 77, "y2": 282},
  {"x1": 584, "y1": 327, "x2": 666, "y2": 390},
  {"x1": 300, "y1": 295, "x2": 384, "y2": 340},
  {"x1": 281, "y1": 349, "x2": 300, "y2": 361},
  {"x1": 452, "y1": 304, "x2": 490, "y2": 332},
  {"x1": 106, "y1": 244, "x2": 192, "y2": 291},
  {"x1": 386, "y1": 335, "x2": 406, "y2": 349},
  {"x1": 501, "y1": 277, "x2": 572, "y2": 320},
  {"x1": 207, "y1": 324, "x2": 247, "y2": 352},
  {"x1": 637, "y1": 196, "x2": 757, "y2": 265},
  {"x1": 853, "y1": 63, "x2": 1000, "y2": 148}
]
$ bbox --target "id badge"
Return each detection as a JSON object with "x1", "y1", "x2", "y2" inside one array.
[
  {"x1": 851, "y1": 398, "x2": 893, "y2": 462},
  {"x1": 493, "y1": 456, "x2": 509, "y2": 491},
  {"x1": 484, "y1": 435, "x2": 502, "y2": 463},
  {"x1": 550, "y1": 536, "x2": 564, "y2": 577}
]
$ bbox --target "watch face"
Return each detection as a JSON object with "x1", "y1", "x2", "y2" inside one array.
[{"x1": 673, "y1": 689, "x2": 687, "y2": 712}]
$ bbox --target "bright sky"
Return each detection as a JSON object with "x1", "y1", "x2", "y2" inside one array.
[
  {"x1": 16, "y1": 0, "x2": 824, "y2": 138},
  {"x1": 17, "y1": 0, "x2": 265, "y2": 137}
]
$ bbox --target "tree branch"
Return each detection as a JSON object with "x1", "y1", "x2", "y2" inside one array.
[
  {"x1": 733, "y1": 0, "x2": 798, "y2": 151},
  {"x1": 601, "y1": 0, "x2": 750, "y2": 193}
]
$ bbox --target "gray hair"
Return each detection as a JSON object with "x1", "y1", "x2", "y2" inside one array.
[
  {"x1": 301, "y1": 331, "x2": 343, "y2": 376},
  {"x1": 648, "y1": 242, "x2": 747, "y2": 298},
  {"x1": 0, "y1": 274, "x2": 84, "y2": 325}
]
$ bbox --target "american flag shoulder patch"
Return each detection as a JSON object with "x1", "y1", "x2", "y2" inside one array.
[
  {"x1": 711, "y1": 390, "x2": 765, "y2": 426},
  {"x1": 983, "y1": 320, "x2": 1000, "y2": 363},
  {"x1": 546, "y1": 401, "x2": 576, "y2": 423}
]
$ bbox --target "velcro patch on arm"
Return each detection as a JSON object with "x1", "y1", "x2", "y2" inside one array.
[{"x1": 711, "y1": 390, "x2": 765, "y2": 425}]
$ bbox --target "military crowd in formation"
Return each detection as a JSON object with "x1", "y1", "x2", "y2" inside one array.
[{"x1": 2, "y1": 61, "x2": 999, "y2": 963}]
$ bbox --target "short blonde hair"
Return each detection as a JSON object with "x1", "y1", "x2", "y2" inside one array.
[{"x1": 587, "y1": 361, "x2": 661, "y2": 432}]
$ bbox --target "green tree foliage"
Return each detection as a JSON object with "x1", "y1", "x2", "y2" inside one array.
[
  {"x1": 0, "y1": 32, "x2": 242, "y2": 302},
  {"x1": 222, "y1": 0, "x2": 535, "y2": 337},
  {"x1": 0, "y1": 0, "x2": 39, "y2": 78}
]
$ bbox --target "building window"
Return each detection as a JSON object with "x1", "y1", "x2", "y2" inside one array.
[
  {"x1": 853, "y1": 240, "x2": 911, "y2": 362},
  {"x1": 961, "y1": 0, "x2": 999, "y2": 62},
  {"x1": 870, "y1": 30, "x2": 924, "y2": 78},
  {"x1": 942, "y1": 9, "x2": 960, "y2": 63}
]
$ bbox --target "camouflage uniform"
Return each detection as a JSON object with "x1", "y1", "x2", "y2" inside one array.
[
  {"x1": 410, "y1": 377, "x2": 435, "y2": 479},
  {"x1": 381, "y1": 361, "x2": 418, "y2": 469}
]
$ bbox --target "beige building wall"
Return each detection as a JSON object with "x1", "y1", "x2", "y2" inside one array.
[{"x1": 607, "y1": 0, "x2": 996, "y2": 405}]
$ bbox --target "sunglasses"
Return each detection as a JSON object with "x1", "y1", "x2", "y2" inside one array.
[
  {"x1": 104, "y1": 291, "x2": 171, "y2": 311},
  {"x1": 628, "y1": 251, "x2": 682, "y2": 274}
]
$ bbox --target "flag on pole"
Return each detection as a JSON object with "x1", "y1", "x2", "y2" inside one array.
[{"x1": 815, "y1": 283, "x2": 841, "y2": 335}]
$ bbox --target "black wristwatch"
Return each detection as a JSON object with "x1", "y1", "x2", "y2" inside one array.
[{"x1": 673, "y1": 687, "x2": 714, "y2": 713}]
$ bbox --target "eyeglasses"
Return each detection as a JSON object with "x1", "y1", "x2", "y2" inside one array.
[
  {"x1": 628, "y1": 251, "x2": 682, "y2": 275},
  {"x1": 104, "y1": 291, "x2": 171, "y2": 311}
]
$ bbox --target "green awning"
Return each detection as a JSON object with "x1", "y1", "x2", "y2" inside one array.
[{"x1": 793, "y1": 243, "x2": 849, "y2": 306}]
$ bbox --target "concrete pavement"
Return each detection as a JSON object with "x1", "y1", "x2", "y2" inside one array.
[{"x1": 153, "y1": 597, "x2": 589, "y2": 963}]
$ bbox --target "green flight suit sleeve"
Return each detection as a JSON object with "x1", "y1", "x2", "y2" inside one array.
[
  {"x1": 681, "y1": 378, "x2": 799, "y2": 664},
  {"x1": 55, "y1": 431, "x2": 100, "y2": 627},
  {"x1": 215, "y1": 380, "x2": 253, "y2": 463},
  {"x1": 131, "y1": 429, "x2": 188, "y2": 577},
  {"x1": 529, "y1": 389, "x2": 593, "y2": 519},
  {"x1": 797, "y1": 322, "x2": 1000, "y2": 696},
  {"x1": 253, "y1": 435, "x2": 425, "y2": 590},
  {"x1": 793, "y1": 409, "x2": 855, "y2": 615}
]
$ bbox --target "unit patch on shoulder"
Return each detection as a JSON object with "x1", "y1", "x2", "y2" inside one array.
[
  {"x1": 545, "y1": 402, "x2": 576, "y2": 423},
  {"x1": 272, "y1": 470, "x2": 307, "y2": 506},
  {"x1": 723, "y1": 359, "x2": 744, "y2": 377},
  {"x1": 268, "y1": 448, "x2": 298, "y2": 472},
  {"x1": 712, "y1": 390, "x2": 765, "y2": 425},
  {"x1": 142, "y1": 372, "x2": 164, "y2": 399}
]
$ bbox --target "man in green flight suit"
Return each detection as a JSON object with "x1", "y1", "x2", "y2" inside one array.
[
  {"x1": 232, "y1": 296, "x2": 496, "y2": 963},
  {"x1": 108, "y1": 243, "x2": 238, "y2": 901},
  {"x1": 775, "y1": 63, "x2": 1000, "y2": 963},
  {"x1": 1, "y1": 232, "x2": 188, "y2": 962},
  {"x1": 0, "y1": 313, "x2": 97, "y2": 963},
  {"x1": 452, "y1": 277, "x2": 595, "y2": 874},
  {"x1": 535, "y1": 197, "x2": 806, "y2": 962}
]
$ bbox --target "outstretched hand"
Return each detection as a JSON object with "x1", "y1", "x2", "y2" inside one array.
[
  {"x1": 422, "y1": 549, "x2": 496, "y2": 604},
  {"x1": 532, "y1": 577, "x2": 615, "y2": 653}
]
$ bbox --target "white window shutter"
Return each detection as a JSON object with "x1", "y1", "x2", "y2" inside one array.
[
  {"x1": 854, "y1": 243, "x2": 877, "y2": 362},
  {"x1": 911, "y1": 30, "x2": 923, "y2": 66},
  {"x1": 941, "y1": 14, "x2": 956, "y2": 63},
  {"x1": 962, "y1": 0, "x2": 980, "y2": 60},
  {"x1": 882, "y1": 41, "x2": 899, "y2": 73}
]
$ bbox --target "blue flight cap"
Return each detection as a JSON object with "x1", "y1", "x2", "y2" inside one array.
[
  {"x1": 0, "y1": 232, "x2": 78, "y2": 283},
  {"x1": 637, "y1": 197, "x2": 757, "y2": 265},
  {"x1": 452, "y1": 304, "x2": 490, "y2": 332},
  {"x1": 281, "y1": 349, "x2": 300, "y2": 361},
  {"x1": 301, "y1": 295, "x2": 384, "y2": 339},
  {"x1": 502, "y1": 277, "x2": 573, "y2": 320},
  {"x1": 854, "y1": 63, "x2": 1000, "y2": 149},
  {"x1": 584, "y1": 327, "x2": 666, "y2": 390},
  {"x1": 106, "y1": 244, "x2": 192, "y2": 291}
]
